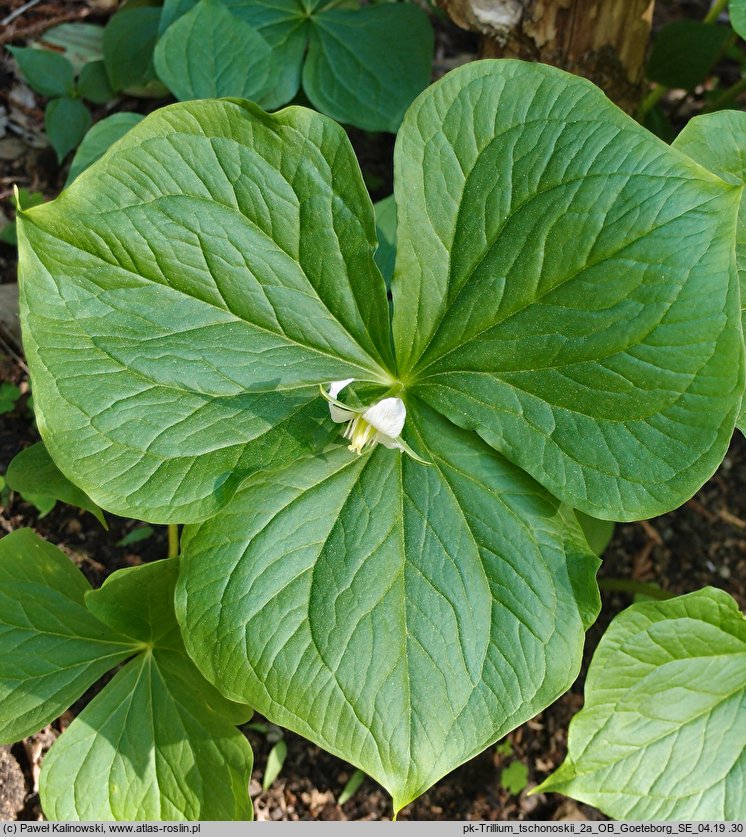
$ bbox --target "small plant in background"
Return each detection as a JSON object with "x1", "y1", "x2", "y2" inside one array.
[
  {"x1": 153, "y1": 0, "x2": 434, "y2": 131},
  {"x1": 0, "y1": 530, "x2": 255, "y2": 820},
  {"x1": 7, "y1": 45, "x2": 113, "y2": 161},
  {"x1": 639, "y1": 0, "x2": 746, "y2": 137},
  {"x1": 0, "y1": 381, "x2": 21, "y2": 415},
  {"x1": 102, "y1": 1, "x2": 165, "y2": 97}
]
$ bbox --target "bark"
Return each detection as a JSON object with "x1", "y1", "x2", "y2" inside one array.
[{"x1": 439, "y1": 0, "x2": 655, "y2": 113}]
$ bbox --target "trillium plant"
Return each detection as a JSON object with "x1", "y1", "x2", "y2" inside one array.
[{"x1": 2, "y1": 59, "x2": 746, "y2": 820}]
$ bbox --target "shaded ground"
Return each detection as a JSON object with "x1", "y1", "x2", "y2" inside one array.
[{"x1": 1, "y1": 0, "x2": 745, "y2": 822}]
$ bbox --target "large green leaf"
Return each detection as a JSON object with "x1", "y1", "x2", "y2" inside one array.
[
  {"x1": 41, "y1": 560, "x2": 254, "y2": 821},
  {"x1": 0, "y1": 529, "x2": 137, "y2": 743},
  {"x1": 154, "y1": 0, "x2": 274, "y2": 104},
  {"x1": 303, "y1": 3, "x2": 433, "y2": 133},
  {"x1": 673, "y1": 110, "x2": 746, "y2": 433},
  {"x1": 156, "y1": 0, "x2": 432, "y2": 130},
  {"x1": 537, "y1": 588, "x2": 746, "y2": 819},
  {"x1": 392, "y1": 60, "x2": 743, "y2": 521},
  {"x1": 177, "y1": 397, "x2": 600, "y2": 811},
  {"x1": 18, "y1": 99, "x2": 393, "y2": 522}
]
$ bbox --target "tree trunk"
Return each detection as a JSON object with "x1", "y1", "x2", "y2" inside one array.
[{"x1": 439, "y1": 0, "x2": 655, "y2": 113}]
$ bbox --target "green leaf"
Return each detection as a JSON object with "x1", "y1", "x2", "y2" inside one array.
[
  {"x1": 262, "y1": 739, "x2": 287, "y2": 789},
  {"x1": 77, "y1": 60, "x2": 114, "y2": 104},
  {"x1": 66, "y1": 112, "x2": 144, "y2": 186},
  {"x1": 647, "y1": 21, "x2": 731, "y2": 90},
  {"x1": 176, "y1": 397, "x2": 600, "y2": 811},
  {"x1": 6, "y1": 442, "x2": 106, "y2": 526},
  {"x1": 103, "y1": 6, "x2": 161, "y2": 92},
  {"x1": 0, "y1": 529, "x2": 136, "y2": 743},
  {"x1": 0, "y1": 382, "x2": 21, "y2": 415},
  {"x1": 391, "y1": 60, "x2": 743, "y2": 521},
  {"x1": 159, "y1": 0, "x2": 199, "y2": 33},
  {"x1": 500, "y1": 760, "x2": 528, "y2": 795},
  {"x1": 373, "y1": 194, "x2": 396, "y2": 288},
  {"x1": 673, "y1": 109, "x2": 746, "y2": 433},
  {"x1": 18, "y1": 99, "x2": 393, "y2": 522},
  {"x1": 36, "y1": 23, "x2": 104, "y2": 73},
  {"x1": 7, "y1": 46, "x2": 75, "y2": 98},
  {"x1": 575, "y1": 510, "x2": 614, "y2": 556},
  {"x1": 338, "y1": 768, "x2": 364, "y2": 805},
  {"x1": 159, "y1": 0, "x2": 308, "y2": 108},
  {"x1": 732, "y1": 0, "x2": 746, "y2": 40},
  {"x1": 157, "y1": 0, "x2": 432, "y2": 128},
  {"x1": 115, "y1": 525, "x2": 154, "y2": 547},
  {"x1": 44, "y1": 97, "x2": 92, "y2": 162},
  {"x1": 40, "y1": 559, "x2": 254, "y2": 821},
  {"x1": 303, "y1": 3, "x2": 433, "y2": 132},
  {"x1": 85, "y1": 560, "x2": 181, "y2": 644},
  {"x1": 1, "y1": 189, "x2": 46, "y2": 247},
  {"x1": 154, "y1": 0, "x2": 274, "y2": 104},
  {"x1": 537, "y1": 588, "x2": 746, "y2": 819}
]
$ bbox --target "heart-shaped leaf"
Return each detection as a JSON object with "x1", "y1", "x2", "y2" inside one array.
[
  {"x1": 673, "y1": 110, "x2": 746, "y2": 433},
  {"x1": 177, "y1": 398, "x2": 600, "y2": 810},
  {"x1": 537, "y1": 588, "x2": 746, "y2": 819}
]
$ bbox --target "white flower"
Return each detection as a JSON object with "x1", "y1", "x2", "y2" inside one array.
[{"x1": 320, "y1": 380, "x2": 428, "y2": 463}]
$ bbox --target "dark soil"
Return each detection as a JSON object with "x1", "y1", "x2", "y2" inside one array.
[{"x1": 1, "y1": 0, "x2": 745, "y2": 823}]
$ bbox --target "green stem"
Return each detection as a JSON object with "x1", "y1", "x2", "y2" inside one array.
[
  {"x1": 599, "y1": 578, "x2": 675, "y2": 601},
  {"x1": 702, "y1": 75, "x2": 746, "y2": 112},
  {"x1": 636, "y1": 83, "x2": 667, "y2": 121},
  {"x1": 703, "y1": 0, "x2": 728, "y2": 24},
  {"x1": 168, "y1": 523, "x2": 179, "y2": 559}
]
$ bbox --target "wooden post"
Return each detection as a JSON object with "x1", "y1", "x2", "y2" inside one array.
[{"x1": 438, "y1": 0, "x2": 655, "y2": 113}]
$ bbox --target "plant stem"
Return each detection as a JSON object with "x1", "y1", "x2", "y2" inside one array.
[
  {"x1": 702, "y1": 75, "x2": 746, "y2": 111},
  {"x1": 599, "y1": 578, "x2": 675, "y2": 601},
  {"x1": 704, "y1": 0, "x2": 729, "y2": 24},
  {"x1": 168, "y1": 523, "x2": 179, "y2": 559},
  {"x1": 636, "y1": 83, "x2": 667, "y2": 121}
]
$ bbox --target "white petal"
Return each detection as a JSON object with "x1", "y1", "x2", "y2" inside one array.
[
  {"x1": 377, "y1": 432, "x2": 399, "y2": 449},
  {"x1": 328, "y1": 379, "x2": 354, "y2": 399},
  {"x1": 329, "y1": 404, "x2": 356, "y2": 423},
  {"x1": 362, "y1": 397, "x2": 406, "y2": 439}
]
